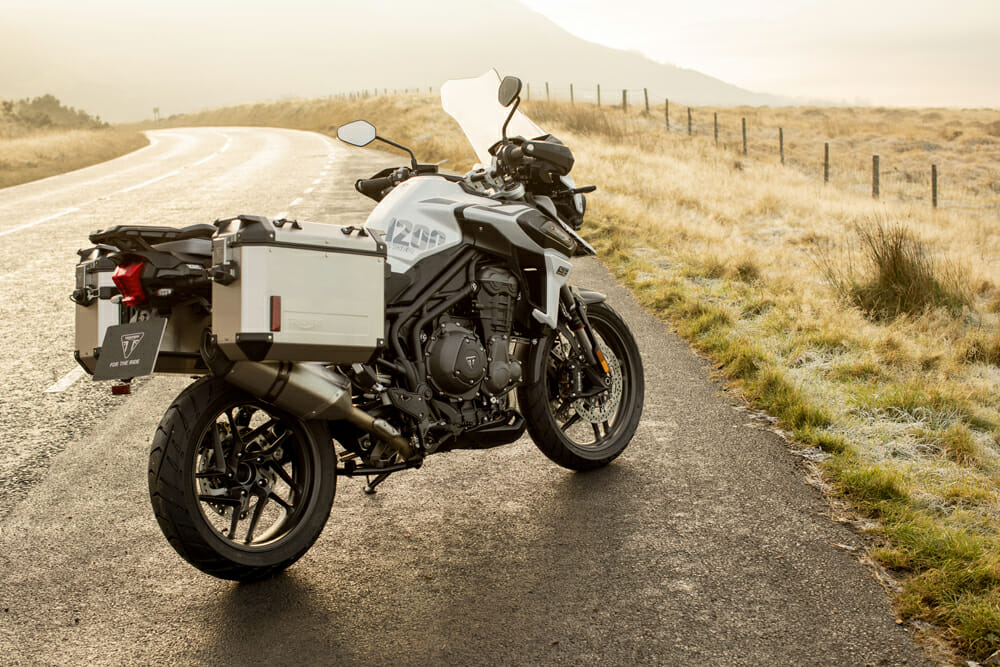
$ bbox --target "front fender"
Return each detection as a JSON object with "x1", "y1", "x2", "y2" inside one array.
[{"x1": 575, "y1": 287, "x2": 606, "y2": 305}]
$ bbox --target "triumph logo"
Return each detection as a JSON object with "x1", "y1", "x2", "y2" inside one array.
[
  {"x1": 465, "y1": 355, "x2": 478, "y2": 369},
  {"x1": 121, "y1": 332, "x2": 145, "y2": 359}
]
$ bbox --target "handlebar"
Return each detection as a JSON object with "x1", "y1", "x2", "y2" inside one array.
[
  {"x1": 355, "y1": 166, "x2": 412, "y2": 201},
  {"x1": 355, "y1": 176, "x2": 395, "y2": 199}
]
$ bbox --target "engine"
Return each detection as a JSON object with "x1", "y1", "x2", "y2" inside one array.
[{"x1": 425, "y1": 266, "x2": 523, "y2": 399}]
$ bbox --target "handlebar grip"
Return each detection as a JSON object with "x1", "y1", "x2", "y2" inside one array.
[{"x1": 355, "y1": 176, "x2": 395, "y2": 200}]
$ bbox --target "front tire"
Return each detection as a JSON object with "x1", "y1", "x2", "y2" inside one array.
[
  {"x1": 519, "y1": 301, "x2": 644, "y2": 470},
  {"x1": 148, "y1": 376, "x2": 336, "y2": 581}
]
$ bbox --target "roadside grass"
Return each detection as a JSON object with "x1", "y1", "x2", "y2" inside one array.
[
  {"x1": 0, "y1": 128, "x2": 148, "y2": 189},
  {"x1": 163, "y1": 94, "x2": 1000, "y2": 659}
]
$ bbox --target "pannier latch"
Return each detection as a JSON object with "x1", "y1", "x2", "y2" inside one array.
[
  {"x1": 341, "y1": 225, "x2": 368, "y2": 237},
  {"x1": 273, "y1": 218, "x2": 302, "y2": 229},
  {"x1": 210, "y1": 261, "x2": 240, "y2": 285}
]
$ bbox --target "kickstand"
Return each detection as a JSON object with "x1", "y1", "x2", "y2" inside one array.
[{"x1": 363, "y1": 472, "x2": 392, "y2": 495}]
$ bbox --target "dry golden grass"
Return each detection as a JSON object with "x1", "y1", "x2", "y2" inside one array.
[
  {"x1": 0, "y1": 128, "x2": 148, "y2": 189},
  {"x1": 694, "y1": 104, "x2": 1000, "y2": 208},
  {"x1": 163, "y1": 93, "x2": 1000, "y2": 659},
  {"x1": 526, "y1": 100, "x2": 1000, "y2": 659}
]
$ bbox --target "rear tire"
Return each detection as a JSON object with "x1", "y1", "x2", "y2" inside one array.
[
  {"x1": 148, "y1": 376, "x2": 336, "y2": 581},
  {"x1": 518, "y1": 301, "x2": 644, "y2": 470}
]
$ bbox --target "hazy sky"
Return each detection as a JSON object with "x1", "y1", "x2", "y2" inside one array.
[
  {"x1": 521, "y1": 0, "x2": 1000, "y2": 106},
  {"x1": 2, "y1": 0, "x2": 998, "y2": 115}
]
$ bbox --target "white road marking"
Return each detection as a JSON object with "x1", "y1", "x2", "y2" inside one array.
[
  {"x1": 275, "y1": 211, "x2": 288, "y2": 219},
  {"x1": 304, "y1": 187, "x2": 314, "y2": 194},
  {"x1": 320, "y1": 171, "x2": 328, "y2": 176},
  {"x1": 116, "y1": 169, "x2": 181, "y2": 194},
  {"x1": 189, "y1": 153, "x2": 219, "y2": 168},
  {"x1": 313, "y1": 178, "x2": 323, "y2": 184},
  {"x1": 2, "y1": 130, "x2": 236, "y2": 240},
  {"x1": 290, "y1": 198, "x2": 303, "y2": 207},
  {"x1": 0, "y1": 207, "x2": 81, "y2": 238},
  {"x1": 44, "y1": 367, "x2": 85, "y2": 393}
]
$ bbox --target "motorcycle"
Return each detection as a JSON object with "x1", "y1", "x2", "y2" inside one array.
[{"x1": 71, "y1": 71, "x2": 644, "y2": 581}]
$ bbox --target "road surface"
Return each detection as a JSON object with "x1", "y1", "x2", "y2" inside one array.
[{"x1": 0, "y1": 127, "x2": 930, "y2": 665}]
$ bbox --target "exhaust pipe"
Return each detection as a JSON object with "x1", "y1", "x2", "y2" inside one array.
[{"x1": 224, "y1": 361, "x2": 417, "y2": 461}]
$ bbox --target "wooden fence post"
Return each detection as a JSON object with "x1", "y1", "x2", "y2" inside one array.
[
  {"x1": 872, "y1": 155, "x2": 880, "y2": 199},
  {"x1": 713, "y1": 112, "x2": 718, "y2": 143},
  {"x1": 742, "y1": 117, "x2": 747, "y2": 155},
  {"x1": 824, "y1": 143, "x2": 830, "y2": 184},
  {"x1": 665, "y1": 99, "x2": 669, "y2": 129},
  {"x1": 545, "y1": 82, "x2": 550, "y2": 101},
  {"x1": 687, "y1": 107, "x2": 692, "y2": 136},
  {"x1": 622, "y1": 89, "x2": 627, "y2": 112},
  {"x1": 526, "y1": 83, "x2": 530, "y2": 101},
  {"x1": 570, "y1": 83, "x2": 574, "y2": 105},
  {"x1": 597, "y1": 84, "x2": 601, "y2": 107},
  {"x1": 779, "y1": 128, "x2": 785, "y2": 164},
  {"x1": 932, "y1": 164, "x2": 938, "y2": 208},
  {"x1": 644, "y1": 88, "x2": 650, "y2": 114}
]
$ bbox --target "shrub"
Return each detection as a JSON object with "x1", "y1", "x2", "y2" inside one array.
[{"x1": 820, "y1": 219, "x2": 971, "y2": 321}]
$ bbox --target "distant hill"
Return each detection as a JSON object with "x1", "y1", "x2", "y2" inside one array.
[{"x1": 0, "y1": 0, "x2": 785, "y2": 122}]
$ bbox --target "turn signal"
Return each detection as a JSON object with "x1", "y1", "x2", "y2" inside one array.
[{"x1": 112, "y1": 261, "x2": 147, "y2": 307}]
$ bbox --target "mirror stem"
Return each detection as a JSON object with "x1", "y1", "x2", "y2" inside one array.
[
  {"x1": 376, "y1": 135, "x2": 418, "y2": 169},
  {"x1": 500, "y1": 97, "x2": 520, "y2": 143}
]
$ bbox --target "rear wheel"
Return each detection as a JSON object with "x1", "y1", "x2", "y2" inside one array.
[
  {"x1": 148, "y1": 376, "x2": 336, "y2": 581},
  {"x1": 519, "y1": 301, "x2": 644, "y2": 470}
]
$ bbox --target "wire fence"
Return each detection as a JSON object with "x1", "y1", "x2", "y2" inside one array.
[{"x1": 337, "y1": 83, "x2": 1000, "y2": 216}]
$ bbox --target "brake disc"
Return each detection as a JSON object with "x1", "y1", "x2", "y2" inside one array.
[{"x1": 573, "y1": 340, "x2": 623, "y2": 423}]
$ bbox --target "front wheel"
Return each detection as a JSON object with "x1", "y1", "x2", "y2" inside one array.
[
  {"x1": 148, "y1": 376, "x2": 337, "y2": 581},
  {"x1": 519, "y1": 301, "x2": 645, "y2": 470}
]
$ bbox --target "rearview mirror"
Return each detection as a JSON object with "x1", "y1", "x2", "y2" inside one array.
[
  {"x1": 337, "y1": 120, "x2": 376, "y2": 147},
  {"x1": 498, "y1": 76, "x2": 522, "y2": 108}
]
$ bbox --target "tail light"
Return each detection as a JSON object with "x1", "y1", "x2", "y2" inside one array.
[{"x1": 112, "y1": 260, "x2": 147, "y2": 307}]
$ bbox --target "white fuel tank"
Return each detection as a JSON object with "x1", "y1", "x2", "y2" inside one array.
[{"x1": 363, "y1": 176, "x2": 497, "y2": 273}]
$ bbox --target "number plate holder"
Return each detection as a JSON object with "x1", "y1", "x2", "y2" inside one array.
[{"x1": 92, "y1": 318, "x2": 168, "y2": 381}]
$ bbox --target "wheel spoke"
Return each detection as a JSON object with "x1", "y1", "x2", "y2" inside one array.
[
  {"x1": 242, "y1": 418, "x2": 278, "y2": 448},
  {"x1": 225, "y1": 409, "x2": 247, "y2": 467},
  {"x1": 602, "y1": 421, "x2": 611, "y2": 438},
  {"x1": 267, "y1": 459, "x2": 299, "y2": 492},
  {"x1": 270, "y1": 491, "x2": 293, "y2": 512},
  {"x1": 561, "y1": 412, "x2": 582, "y2": 431},
  {"x1": 244, "y1": 494, "x2": 269, "y2": 544},
  {"x1": 260, "y1": 430, "x2": 292, "y2": 459},
  {"x1": 195, "y1": 470, "x2": 227, "y2": 479},
  {"x1": 228, "y1": 503, "x2": 241, "y2": 538},
  {"x1": 211, "y1": 423, "x2": 227, "y2": 473},
  {"x1": 591, "y1": 422, "x2": 602, "y2": 441}
]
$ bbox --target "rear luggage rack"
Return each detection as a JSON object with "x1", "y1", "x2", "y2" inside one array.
[{"x1": 89, "y1": 224, "x2": 216, "y2": 252}]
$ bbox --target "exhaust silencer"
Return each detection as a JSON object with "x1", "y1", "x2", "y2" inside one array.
[{"x1": 224, "y1": 361, "x2": 416, "y2": 461}]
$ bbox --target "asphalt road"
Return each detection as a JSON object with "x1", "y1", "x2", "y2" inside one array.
[{"x1": 0, "y1": 128, "x2": 931, "y2": 665}]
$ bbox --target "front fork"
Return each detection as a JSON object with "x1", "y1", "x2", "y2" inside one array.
[{"x1": 557, "y1": 286, "x2": 611, "y2": 399}]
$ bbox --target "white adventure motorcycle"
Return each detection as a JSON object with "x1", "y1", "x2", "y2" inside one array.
[{"x1": 71, "y1": 71, "x2": 644, "y2": 581}]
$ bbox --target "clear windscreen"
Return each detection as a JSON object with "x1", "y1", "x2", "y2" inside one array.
[{"x1": 440, "y1": 70, "x2": 546, "y2": 167}]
